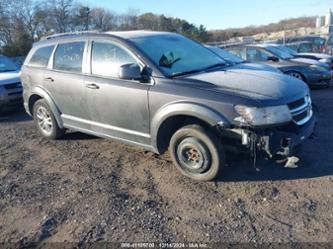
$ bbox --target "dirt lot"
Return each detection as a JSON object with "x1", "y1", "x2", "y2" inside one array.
[{"x1": 1, "y1": 86, "x2": 333, "y2": 246}]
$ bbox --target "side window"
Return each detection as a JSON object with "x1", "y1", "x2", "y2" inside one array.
[
  {"x1": 53, "y1": 42, "x2": 85, "y2": 73},
  {"x1": 29, "y1": 46, "x2": 55, "y2": 68},
  {"x1": 91, "y1": 41, "x2": 137, "y2": 77},
  {"x1": 313, "y1": 38, "x2": 325, "y2": 46},
  {"x1": 227, "y1": 48, "x2": 244, "y2": 59},
  {"x1": 246, "y1": 48, "x2": 270, "y2": 61}
]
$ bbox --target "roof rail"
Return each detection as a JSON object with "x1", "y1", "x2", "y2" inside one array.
[{"x1": 41, "y1": 31, "x2": 101, "y2": 41}]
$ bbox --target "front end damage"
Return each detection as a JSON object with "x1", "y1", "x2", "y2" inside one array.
[{"x1": 220, "y1": 113, "x2": 316, "y2": 166}]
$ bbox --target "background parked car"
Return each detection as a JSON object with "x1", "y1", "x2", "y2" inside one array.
[
  {"x1": 285, "y1": 36, "x2": 327, "y2": 53},
  {"x1": 267, "y1": 44, "x2": 333, "y2": 70},
  {"x1": 286, "y1": 41, "x2": 314, "y2": 53},
  {"x1": 226, "y1": 44, "x2": 332, "y2": 87},
  {"x1": 0, "y1": 55, "x2": 23, "y2": 113},
  {"x1": 206, "y1": 46, "x2": 282, "y2": 73},
  {"x1": 324, "y1": 34, "x2": 333, "y2": 55},
  {"x1": 10, "y1": 56, "x2": 26, "y2": 70}
]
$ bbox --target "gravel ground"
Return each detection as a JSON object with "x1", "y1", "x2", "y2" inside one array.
[{"x1": 0, "y1": 86, "x2": 333, "y2": 246}]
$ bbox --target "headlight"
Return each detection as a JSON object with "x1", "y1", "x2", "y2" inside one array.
[
  {"x1": 319, "y1": 58, "x2": 331, "y2": 64},
  {"x1": 234, "y1": 105, "x2": 292, "y2": 126},
  {"x1": 309, "y1": 65, "x2": 328, "y2": 72}
]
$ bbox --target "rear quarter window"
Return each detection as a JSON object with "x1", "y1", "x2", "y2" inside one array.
[
  {"x1": 28, "y1": 45, "x2": 55, "y2": 68},
  {"x1": 53, "y1": 42, "x2": 85, "y2": 73}
]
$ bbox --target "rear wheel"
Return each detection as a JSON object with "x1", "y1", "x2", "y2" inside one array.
[
  {"x1": 33, "y1": 99, "x2": 65, "y2": 139},
  {"x1": 169, "y1": 124, "x2": 224, "y2": 181}
]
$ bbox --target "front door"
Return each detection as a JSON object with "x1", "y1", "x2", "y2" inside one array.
[{"x1": 84, "y1": 40, "x2": 151, "y2": 145}]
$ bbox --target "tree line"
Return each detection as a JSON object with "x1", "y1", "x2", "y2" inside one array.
[
  {"x1": 209, "y1": 16, "x2": 316, "y2": 42},
  {"x1": 0, "y1": 0, "x2": 211, "y2": 57}
]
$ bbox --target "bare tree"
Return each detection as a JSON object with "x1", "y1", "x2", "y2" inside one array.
[
  {"x1": 119, "y1": 8, "x2": 140, "y2": 30},
  {"x1": 90, "y1": 7, "x2": 117, "y2": 31},
  {"x1": 0, "y1": 0, "x2": 13, "y2": 44},
  {"x1": 52, "y1": 0, "x2": 75, "y2": 33}
]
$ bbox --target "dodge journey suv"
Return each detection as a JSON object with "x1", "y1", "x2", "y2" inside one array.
[{"x1": 21, "y1": 31, "x2": 316, "y2": 181}]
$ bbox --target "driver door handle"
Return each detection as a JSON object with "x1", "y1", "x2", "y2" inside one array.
[
  {"x1": 86, "y1": 83, "x2": 100, "y2": 89},
  {"x1": 44, "y1": 77, "x2": 54, "y2": 82}
]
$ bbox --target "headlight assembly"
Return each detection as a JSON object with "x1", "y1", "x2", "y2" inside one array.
[
  {"x1": 234, "y1": 105, "x2": 292, "y2": 126},
  {"x1": 309, "y1": 65, "x2": 328, "y2": 72},
  {"x1": 319, "y1": 58, "x2": 331, "y2": 64}
]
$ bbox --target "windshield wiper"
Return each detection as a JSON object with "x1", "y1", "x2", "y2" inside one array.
[
  {"x1": 0, "y1": 69, "x2": 16, "y2": 72},
  {"x1": 203, "y1": 63, "x2": 226, "y2": 71},
  {"x1": 171, "y1": 69, "x2": 203, "y2": 77},
  {"x1": 171, "y1": 63, "x2": 227, "y2": 78}
]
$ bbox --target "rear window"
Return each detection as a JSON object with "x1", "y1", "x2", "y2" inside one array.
[
  {"x1": 29, "y1": 46, "x2": 54, "y2": 68},
  {"x1": 53, "y1": 42, "x2": 85, "y2": 73}
]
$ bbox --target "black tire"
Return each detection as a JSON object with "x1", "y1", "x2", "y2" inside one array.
[
  {"x1": 33, "y1": 99, "x2": 65, "y2": 139},
  {"x1": 169, "y1": 124, "x2": 225, "y2": 181}
]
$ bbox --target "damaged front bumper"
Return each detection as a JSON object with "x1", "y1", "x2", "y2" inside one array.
[{"x1": 222, "y1": 114, "x2": 316, "y2": 158}]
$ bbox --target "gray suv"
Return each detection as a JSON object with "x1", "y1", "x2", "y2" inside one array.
[{"x1": 21, "y1": 31, "x2": 316, "y2": 181}]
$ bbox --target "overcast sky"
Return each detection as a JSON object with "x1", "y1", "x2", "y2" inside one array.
[{"x1": 82, "y1": 0, "x2": 333, "y2": 30}]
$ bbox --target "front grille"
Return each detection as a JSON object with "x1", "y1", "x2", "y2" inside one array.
[
  {"x1": 288, "y1": 96, "x2": 313, "y2": 126},
  {"x1": 288, "y1": 98, "x2": 305, "y2": 110},
  {"x1": 8, "y1": 91, "x2": 22, "y2": 96},
  {"x1": 3, "y1": 82, "x2": 22, "y2": 90}
]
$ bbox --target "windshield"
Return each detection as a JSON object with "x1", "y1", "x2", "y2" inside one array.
[
  {"x1": 276, "y1": 45, "x2": 297, "y2": 56},
  {"x1": 328, "y1": 36, "x2": 333, "y2": 46},
  {"x1": 0, "y1": 56, "x2": 17, "y2": 72},
  {"x1": 264, "y1": 46, "x2": 294, "y2": 60},
  {"x1": 130, "y1": 34, "x2": 226, "y2": 77},
  {"x1": 208, "y1": 47, "x2": 244, "y2": 63}
]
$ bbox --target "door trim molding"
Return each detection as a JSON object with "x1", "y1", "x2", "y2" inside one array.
[{"x1": 62, "y1": 114, "x2": 151, "y2": 138}]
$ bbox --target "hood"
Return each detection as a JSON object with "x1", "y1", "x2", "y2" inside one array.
[
  {"x1": 290, "y1": 57, "x2": 323, "y2": 66},
  {"x1": 258, "y1": 59, "x2": 306, "y2": 68},
  {"x1": 185, "y1": 69, "x2": 308, "y2": 103},
  {"x1": 298, "y1": 53, "x2": 332, "y2": 59},
  {"x1": 228, "y1": 63, "x2": 281, "y2": 73},
  {"x1": 0, "y1": 70, "x2": 21, "y2": 86}
]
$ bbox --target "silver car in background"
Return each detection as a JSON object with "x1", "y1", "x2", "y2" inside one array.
[{"x1": 0, "y1": 55, "x2": 23, "y2": 113}]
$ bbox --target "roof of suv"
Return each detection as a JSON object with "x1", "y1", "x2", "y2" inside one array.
[{"x1": 38, "y1": 30, "x2": 173, "y2": 43}]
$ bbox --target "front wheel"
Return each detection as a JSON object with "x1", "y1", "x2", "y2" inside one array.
[
  {"x1": 286, "y1": 71, "x2": 304, "y2": 81},
  {"x1": 169, "y1": 125, "x2": 225, "y2": 181}
]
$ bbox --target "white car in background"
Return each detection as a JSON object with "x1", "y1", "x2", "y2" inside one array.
[{"x1": 0, "y1": 55, "x2": 22, "y2": 113}]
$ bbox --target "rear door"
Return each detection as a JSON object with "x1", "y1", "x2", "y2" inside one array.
[{"x1": 45, "y1": 40, "x2": 91, "y2": 128}]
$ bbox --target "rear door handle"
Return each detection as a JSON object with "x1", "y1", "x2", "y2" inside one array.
[
  {"x1": 86, "y1": 83, "x2": 100, "y2": 89},
  {"x1": 44, "y1": 77, "x2": 54, "y2": 82}
]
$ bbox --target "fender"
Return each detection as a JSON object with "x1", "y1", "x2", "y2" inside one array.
[
  {"x1": 150, "y1": 101, "x2": 230, "y2": 152},
  {"x1": 28, "y1": 86, "x2": 64, "y2": 128}
]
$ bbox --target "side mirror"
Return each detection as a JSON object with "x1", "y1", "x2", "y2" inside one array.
[
  {"x1": 118, "y1": 63, "x2": 142, "y2": 80},
  {"x1": 267, "y1": 56, "x2": 279, "y2": 62}
]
